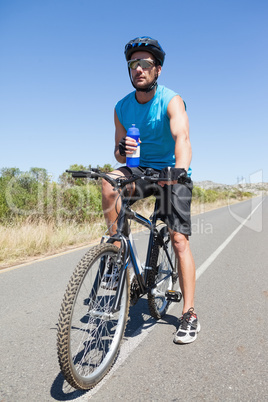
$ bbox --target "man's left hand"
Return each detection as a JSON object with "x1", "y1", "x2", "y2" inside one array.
[{"x1": 158, "y1": 167, "x2": 187, "y2": 187}]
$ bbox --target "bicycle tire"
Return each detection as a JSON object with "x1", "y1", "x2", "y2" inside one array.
[
  {"x1": 147, "y1": 224, "x2": 177, "y2": 319},
  {"x1": 57, "y1": 243, "x2": 130, "y2": 390}
]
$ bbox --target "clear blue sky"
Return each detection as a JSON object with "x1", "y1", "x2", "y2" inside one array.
[{"x1": 0, "y1": 0, "x2": 267, "y2": 184}]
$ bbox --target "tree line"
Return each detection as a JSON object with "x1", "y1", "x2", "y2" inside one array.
[
  {"x1": 0, "y1": 165, "x2": 252, "y2": 225},
  {"x1": 0, "y1": 165, "x2": 112, "y2": 224}
]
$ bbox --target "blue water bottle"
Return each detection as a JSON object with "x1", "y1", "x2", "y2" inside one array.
[{"x1": 126, "y1": 124, "x2": 140, "y2": 168}]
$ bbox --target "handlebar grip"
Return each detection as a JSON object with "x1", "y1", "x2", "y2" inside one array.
[{"x1": 66, "y1": 170, "x2": 98, "y2": 179}]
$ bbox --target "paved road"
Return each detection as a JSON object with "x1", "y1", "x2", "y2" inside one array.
[{"x1": 0, "y1": 196, "x2": 267, "y2": 401}]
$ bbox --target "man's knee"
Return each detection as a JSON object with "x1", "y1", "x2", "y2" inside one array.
[
  {"x1": 171, "y1": 232, "x2": 189, "y2": 255},
  {"x1": 102, "y1": 168, "x2": 129, "y2": 200},
  {"x1": 102, "y1": 177, "x2": 113, "y2": 199}
]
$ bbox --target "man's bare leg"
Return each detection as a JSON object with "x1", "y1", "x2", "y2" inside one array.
[
  {"x1": 170, "y1": 231, "x2": 196, "y2": 314},
  {"x1": 102, "y1": 168, "x2": 133, "y2": 237}
]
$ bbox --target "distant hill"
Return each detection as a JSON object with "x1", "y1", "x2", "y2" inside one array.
[{"x1": 193, "y1": 180, "x2": 268, "y2": 195}]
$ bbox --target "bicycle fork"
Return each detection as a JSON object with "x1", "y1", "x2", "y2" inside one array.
[{"x1": 111, "y1": 236, "x2": 129, "y2": 313}]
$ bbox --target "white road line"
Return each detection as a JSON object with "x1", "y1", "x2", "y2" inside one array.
[
  {"x1": 196, "y1": 197, "x2": 263, "y2": 279},
  {"x1": 80, "y1": 196, "x2": 264, "y2": 400}
]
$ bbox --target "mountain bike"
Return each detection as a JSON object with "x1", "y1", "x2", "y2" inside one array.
[{"x1": 57, "y1": 168, "x2": 182, "y2": 390}]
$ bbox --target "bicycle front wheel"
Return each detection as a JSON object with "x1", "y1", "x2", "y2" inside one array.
[
  {"x1": 57, "y1": 244, "x2": 130, "y2": 390},
  {"x1": 147, "y1": 224, "x2": 177, "y2": 319}
]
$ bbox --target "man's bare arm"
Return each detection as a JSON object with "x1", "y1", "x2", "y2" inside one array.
[
  {"x1": 168, "y1": 95, "x2": 191, "y2": 171},
  {"x1": 158, "y1": 96, "x2": 191, "y2": 187},
  {"x1": 114, "y1": 109, "x2": 139, "y2": 163}
]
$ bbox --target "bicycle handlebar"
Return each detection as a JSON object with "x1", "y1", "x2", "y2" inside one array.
[
  {"x1": 66, "y1": 168, "x2": 162, "y2": 189},
  {"x1": 66, "y1": 167, "x2": 190, "y2": 189}
]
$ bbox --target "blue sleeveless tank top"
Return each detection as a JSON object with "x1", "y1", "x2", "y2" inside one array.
[{"x1": 115, "y1": 85, "x2": 189, "y2": 171}]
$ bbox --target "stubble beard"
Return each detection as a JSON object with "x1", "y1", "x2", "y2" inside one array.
[{"x1": 132, "y1": 71, "x2": 158, "y2": 91}]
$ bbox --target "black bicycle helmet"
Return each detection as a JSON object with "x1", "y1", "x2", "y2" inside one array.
[{"x1": 124, "y1": 36, "x2": 166, "y2": 66}]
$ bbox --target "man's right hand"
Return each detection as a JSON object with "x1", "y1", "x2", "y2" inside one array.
[
  {"x1": 118, "y1": 137, "x2": 127, "y2": 156},
  {"x1": 119, "y1": 136, "x2": 139, "y2": 156}
]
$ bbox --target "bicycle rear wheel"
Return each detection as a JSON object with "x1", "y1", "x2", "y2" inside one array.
[
  {"x1": 57, "y1": 244, "x2": 130, "y2": 390},
  {"x1": 147, "y1": 224, "x2": 177, "y2": 319}
]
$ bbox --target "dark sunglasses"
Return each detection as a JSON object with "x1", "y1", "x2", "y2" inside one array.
[{"x1": 127, "y1": 58, "x2": 155, "y2": 70}]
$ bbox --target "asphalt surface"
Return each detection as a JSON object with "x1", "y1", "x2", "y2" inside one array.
[{"x1": 0, "y1": 196, "x2": 267, "y2": 401}]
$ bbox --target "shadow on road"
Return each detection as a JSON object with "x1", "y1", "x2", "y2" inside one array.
[
  {"x1": 50, "y1": 371, "x2": 86, "y2": 401},
  {"x1": 125, "y1": 297, "x2": 153, "y2": 336},
  {"x1": 51, "y1": 297, "x2": 178, "y2": 400}
]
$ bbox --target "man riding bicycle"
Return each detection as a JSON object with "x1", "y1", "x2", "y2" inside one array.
[{"x1": 102, "y1": 36, "x2": 200, "y2": 344}]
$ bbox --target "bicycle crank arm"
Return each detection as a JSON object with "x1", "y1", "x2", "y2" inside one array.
[{"x1": 150, "y1": 288, "x2": 166, "y2": 297}]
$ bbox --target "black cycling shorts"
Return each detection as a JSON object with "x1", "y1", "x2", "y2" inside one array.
[{"x1": 120, "y1": 166, "x2": 193, "y2": 236}]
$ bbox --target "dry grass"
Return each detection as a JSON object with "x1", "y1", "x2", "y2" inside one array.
[
  {"x1": 0, "y1": 197, "x2": 248, "y2": 269},
  {"x1": 191, "y1": 197, "x2": 244, "y2": 215},
  {"x1": 0, "y1": 219, "x2": 106, "y2": 269}
]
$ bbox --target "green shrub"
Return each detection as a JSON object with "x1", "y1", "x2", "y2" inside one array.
[
  {"x1": 60, "y1": 183, "x2": 102, "y2": 223},
  {"x1": 0, "y1": 166, "x2": 254, "y2": 226},
  {"x1": 192, "y1": 185, "x2": 253, "y2": 203}
]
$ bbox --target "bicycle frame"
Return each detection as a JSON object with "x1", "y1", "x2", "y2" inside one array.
[{"x1": 107, "y1": 196, "x2": 176, "y2": 312}]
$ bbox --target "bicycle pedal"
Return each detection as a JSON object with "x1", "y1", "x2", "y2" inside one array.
[{"x1": 165, "y1": 290, "x2": 182, "y2": 302}]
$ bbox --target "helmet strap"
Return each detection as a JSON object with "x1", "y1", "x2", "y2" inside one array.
[{"x1": 128, "y1": 68, "x2": 159, "y2": 93}]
